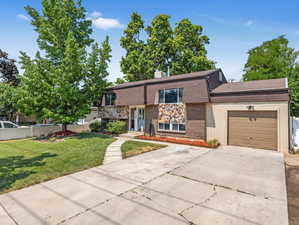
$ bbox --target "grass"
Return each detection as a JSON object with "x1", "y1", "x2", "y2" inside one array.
[
  {"x1": 0, "y1": 133, "x2": 115, "y2": 194},
  {"x1": 121, "y1": 140, "x2": 167, "y2": 158}
]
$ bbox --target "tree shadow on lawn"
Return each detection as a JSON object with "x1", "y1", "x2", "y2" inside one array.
[{"x1": 0, "y1": 153, "x2": 57, "y2": 192}]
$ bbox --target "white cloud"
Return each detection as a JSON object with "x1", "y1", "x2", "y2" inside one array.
[
  {"x1": 245, "y1": 20, "x2": 254, "y2": 27},
  {"x1": 17, "y1": 14, "x2": 29, "y2": 21},
  {"x1": 90, "y1": 11, "x2": 102, "y2": 18},
  {"x1": 92, "y1": 17, "x2": 124, "y2": 30}
]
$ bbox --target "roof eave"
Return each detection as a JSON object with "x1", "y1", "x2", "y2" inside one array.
[{"x1": 210, "y1": 88, "x2": 290, "y2": 96}]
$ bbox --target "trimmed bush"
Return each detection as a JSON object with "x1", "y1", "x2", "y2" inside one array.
[
  {"x1": 207, "y1": 139, "x2": 220, "y2": 148},
  {"x1": 89, "y1": 121, "x2": 101, "y2": 132},
  {"x1": 106, "y1": 120, "x2": 127, "y2": 135}
]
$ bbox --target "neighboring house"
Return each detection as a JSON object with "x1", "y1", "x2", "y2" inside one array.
[{"x1": 96, "y1": 69, "x2": 289, "y2": 153}]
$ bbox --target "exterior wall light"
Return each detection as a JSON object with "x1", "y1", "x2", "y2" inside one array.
[{"x1": 247, "y1": 105, "x2": 254, "y2": 110}]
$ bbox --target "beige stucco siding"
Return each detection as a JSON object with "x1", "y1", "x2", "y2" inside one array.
[{"x1": 206, "y1": 101, "x2": 289, "y2": 153}]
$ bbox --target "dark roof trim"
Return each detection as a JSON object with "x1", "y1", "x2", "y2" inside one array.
[
  {"x1": 210, "y1": 88, "x2": 289, "y2": 96},
  {"x1": 109, "y1": 69, "x2": 221, "y2": 90}
]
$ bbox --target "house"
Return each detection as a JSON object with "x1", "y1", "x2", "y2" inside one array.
[{"x1": 96, "y1": 69, "x2": 290, "y2": 153}]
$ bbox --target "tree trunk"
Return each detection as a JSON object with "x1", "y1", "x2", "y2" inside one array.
[{"x1": 62, "y1": 123, "x2": 67, "y2": 132}]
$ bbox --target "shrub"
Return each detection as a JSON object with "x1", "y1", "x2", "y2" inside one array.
[
  {"x1": 89, "y1": 121, "x2": 101, "y2": 132},
  {"x1": 207, "y1": 139, "x2": 220, "y2": 148},
  {"x1": 106, "y1": 120, "x2": 127, "y2": 135}
]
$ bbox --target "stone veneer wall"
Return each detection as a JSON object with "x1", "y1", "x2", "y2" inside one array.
[
  {"x1": 145, "y1": 103, "x2": 206, "y2": 140},
  {"x1": 98, "y1": 106, "x2": 129, "y2": 119},
  {"x1": 158, "y1": 103, "x2": 186, "y2": 123}
]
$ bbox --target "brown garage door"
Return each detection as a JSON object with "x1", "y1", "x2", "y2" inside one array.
[{"x1": 228, "y1": 111, "x2": 277, "y2": 150}]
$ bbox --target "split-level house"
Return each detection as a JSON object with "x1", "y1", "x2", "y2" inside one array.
[{"x1": 93, "y1": 69, "x2": 290, "y2": 153}]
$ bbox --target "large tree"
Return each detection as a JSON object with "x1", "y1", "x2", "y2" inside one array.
[
  {"x1": 120, "y1": 13, "x2": 214, "y2": 82},
  {"x1": 19, "y1": 0, "x2": 111, "y2": 130},
  {"x1": 171, "y1": 19, "x2": 214, "y2": 75},
  {"x1": 0, "y1": 50, "x2": 20, "y2": 120},
  {"x1": 0, "y1": 83, "x2": 19, "y2": 121},
  {"x1": 243, "y1": 36, "x2": 299, "y2": 116},
  {"x1": 120, "y1": 12, "x2": 148, "y2": 81},
  {"x1": 145, "y1": 14, "x2": 174, "y2": 77}
]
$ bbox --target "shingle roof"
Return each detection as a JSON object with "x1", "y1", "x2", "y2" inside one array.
[
  {"x1": 211, "y1": 78, "x2": 288, "y2": 94},
  {"x1": 110, "y1": 69, "x2": 220, "y2": 89}
]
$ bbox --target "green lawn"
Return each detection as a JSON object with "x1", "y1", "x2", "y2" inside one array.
[
  {"x1": 0, "y1": 133, "x2": 115, "y2": 193},
  {"x1": 121, "y1": 140, "x2": 167, "y2": 158}
]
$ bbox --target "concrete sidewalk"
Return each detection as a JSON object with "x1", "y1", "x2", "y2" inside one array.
[
  {"x1": 103, "y1": 138, "x2": 126, "y2": 164},
  {"x1": 0, "y1": 145, "x2": 288, "y2": 225}
]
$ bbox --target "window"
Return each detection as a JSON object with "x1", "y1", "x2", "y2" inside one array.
[
  {"x1": 158, "y1": 122, "x2": 186, "y2": 132},
  {"x1": 105, "y1": 93, "x2": 116, "y2": 106},
  {"x1": 158, "y1": 88, "x2": 183, "y2": 104},
  {"x1": 3, "y1": 122, "x2": 17, "y2": 128}
]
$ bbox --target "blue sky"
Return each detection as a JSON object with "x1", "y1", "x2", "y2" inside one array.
[{"x1": 1, "y1": 0, "x2": 299, "y2": 82}]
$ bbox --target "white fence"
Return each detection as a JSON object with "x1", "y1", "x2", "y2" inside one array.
[
  {"x1": 290, "y1": 117, "x2": 299, "y2": 150},
  {"x1": 0, "y1": 124, "x2": 90, "y2": 141}
]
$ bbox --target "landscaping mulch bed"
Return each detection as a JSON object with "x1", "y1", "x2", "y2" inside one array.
[
  {"x1": 136, "y1": 135, "x2": 210, "y2": 148},
  {"x1": 49, "y1": 130, "x2": 77, "y2": 137}
]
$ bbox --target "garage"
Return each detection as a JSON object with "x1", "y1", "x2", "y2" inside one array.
[{"x1": 228, "y1": 111, "x2": 278, "y2": 150}]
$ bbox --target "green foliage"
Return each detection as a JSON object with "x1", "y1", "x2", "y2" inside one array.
[
  {"x1": 0, "y1": 50, "x2": 19, "y2": 86},
  {"x1": 106, "y1": 120, "x2": 127, "y2": 135},
  {"x1": 120, "y1": 13, "x2": 214, "y2": 82},
  {"x1": 85, "y1": 37, "x2": 112, "y2": 107},
  {"x1": 145, "y1": 14, "x2": 174, "y2": 76},
  {"x1": 290, "y1": 66, "x2": 299, "y2": 116},
  {"x1": 243, "y1": 36, "x2": 299, "y2": 81},
  {"x1": 115, "y1": 78, "x2": 126, "y2": 85},
  {"x1": 171, "y1": 19, "x2": 215, "y2": 74},
  {"x1": 0, "y1": 83, "x2": 20, "y2": 120},
  {"x1": 25, "y1": 0, "x2": 93, "y2": 62},
  {"x1": 207, "y1": 139, "x2": 220, "y2": 148},
  {"x1": 89, "y1": 121, "x2": 101, "y2": 132},
  {"x1": 120, "y1": 12, "x2": 148, "y2": 82},
  {"x1": 243, "y1": 36, "x2": 299, "y2": 116},
  {"x1": 19, "y1": 0, "x2": 111, "y2": 127}
]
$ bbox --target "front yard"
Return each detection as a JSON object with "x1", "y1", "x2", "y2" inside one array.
[{"x1": 0, "y1": 133, "x2": 115, "y2": 193}]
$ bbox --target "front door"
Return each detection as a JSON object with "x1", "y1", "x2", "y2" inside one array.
[
  {"x1": 130, "y1": 107, "x2": 145, "y2": 131},
  {"x1": 137, "y1": 108, "x2": 145, "y2": 131}
]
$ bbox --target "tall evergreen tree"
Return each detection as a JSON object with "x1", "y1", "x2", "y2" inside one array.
[
  {"x1": 19, "y1": 0, "x2": 111, "y2": 130},
  {"x1": 243, "y1": 36, "x2": 299, "y2": 116}
]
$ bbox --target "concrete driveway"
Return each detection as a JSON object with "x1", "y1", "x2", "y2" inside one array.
[{"x1": 0, "y1": 144, "x2": 288, "y2": 225}]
